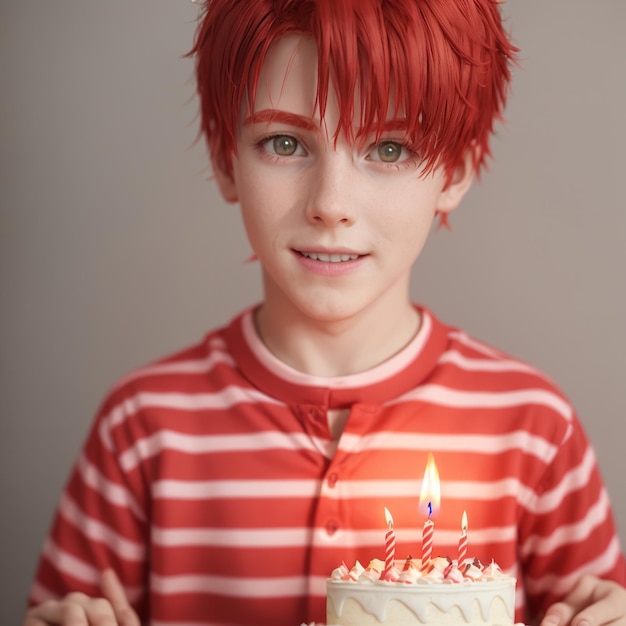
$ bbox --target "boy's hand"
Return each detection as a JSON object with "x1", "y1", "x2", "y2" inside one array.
[
  {"x1": 540, "y1": 574, "x2": 626, "y2": 626},
  {"x1": 23, "y1": 569, "x2": 140, "y2": 626}
]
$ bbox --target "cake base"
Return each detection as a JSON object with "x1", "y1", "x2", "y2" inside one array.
[{"x1": 326, "y1": 578, "x2": 515, "y2": 626}]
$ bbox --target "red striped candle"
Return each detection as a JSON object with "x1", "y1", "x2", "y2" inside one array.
[
  {"x1": 458, "y1": 510, "x2": 468, "y2": 565},
  {"x1": 383, "y1": 507, "x2": 396, "y2": 572},
  {"x1": 418, "y1": 453, "x2": 440, "y2": 571},
  {"x1": 421, "y1": 504, "x2": 434, "y2": 569}
]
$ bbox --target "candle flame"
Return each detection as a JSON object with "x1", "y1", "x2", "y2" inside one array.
[
  {"x1": 462, "y1": 510, "x2": 468, "y2": 533},
  {"x1": 418, "y1": 452, "x2": 440, "y2": 517},
  {"x1": 384, "y1": 506, "x2": 394, "y2": 529}
]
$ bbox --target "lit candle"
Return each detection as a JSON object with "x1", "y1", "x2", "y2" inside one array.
[
  {"x1": 421, "y1": 503, "x2": 434, "y2": 569},
  {"x1": 418, "y1": 452, "x2": 440, "y2": 571},
  {"x1": 458, "y1": 510, "x2": 468, "y2": 565},
  {"x1": 383, "y1": 507, "x2": 396, "y2": 573}
]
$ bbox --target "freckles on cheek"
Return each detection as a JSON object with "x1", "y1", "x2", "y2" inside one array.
[
  {"x1": 383, "y1": 201, "x2": 436, "y2": 231},
  {"x1": 243, "y1": 169, "x2": 288, "y2": 204}
]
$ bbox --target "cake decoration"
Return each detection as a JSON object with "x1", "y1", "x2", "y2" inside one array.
[
  {"x1": 326, "y1": 556, "x2": 517, "y2": 625},
  {"x1": 326, "y1": 453, "x2": 518, "y2": 626}
]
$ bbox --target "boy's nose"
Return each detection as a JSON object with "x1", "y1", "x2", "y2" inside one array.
[{"x1": 304, "y1": 155, "x2": 356, "y2": 227}]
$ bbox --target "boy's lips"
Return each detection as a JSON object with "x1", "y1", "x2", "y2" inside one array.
[
  {"x1": 292, "y1": 248, "x2": 368, "y2": 276},
  {"x1": 298, "y1": 251, "x2": 360, "y2": 263},
  {"x1": 294, "y1": 248, "x2": 367, "y2": 264}
]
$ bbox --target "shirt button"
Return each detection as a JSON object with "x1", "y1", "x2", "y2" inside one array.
[
  {"x1": 325, "y1": 519, "x2": 339, "y2": 536},
  {"x1": 327, "y1": 473, "x2": 338, "y2": 488}
]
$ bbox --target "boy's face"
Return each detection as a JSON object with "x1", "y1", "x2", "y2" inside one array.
[{"x1": 214, "y1": 35, "x2": 473, "y2": 326}]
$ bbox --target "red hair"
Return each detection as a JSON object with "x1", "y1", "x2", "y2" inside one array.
[{"x1": 189, "y1": 0, "x2": 517, "y2": 178}]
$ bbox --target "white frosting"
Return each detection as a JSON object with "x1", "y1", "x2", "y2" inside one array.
[{"x1": 326, "y1": 577, "x2": 516, "y2": 626}]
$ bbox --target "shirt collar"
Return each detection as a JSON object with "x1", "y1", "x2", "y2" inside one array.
[{"x1": 222, "y1": 305, "x2": 448, "y2": 409}]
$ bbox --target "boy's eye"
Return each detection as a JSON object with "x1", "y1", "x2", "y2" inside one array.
[
  {"x1": 263, "y1": 135, "x2": 303, "y2": 157},
  {"x1": 368, "y1": 140, "x2": 412, "y2": 164},
  {"x1": 377, "y1": 141, "x2": 403, "y2": 162}
]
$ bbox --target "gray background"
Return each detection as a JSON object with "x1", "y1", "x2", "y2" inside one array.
[{"x1": 2, "y1": 1, "x2": 625, "y2": 623}]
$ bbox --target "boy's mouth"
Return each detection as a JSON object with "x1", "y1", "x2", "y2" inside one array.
[{"x1": 297, "y1": 251, "x2": 361, "y2": 263}]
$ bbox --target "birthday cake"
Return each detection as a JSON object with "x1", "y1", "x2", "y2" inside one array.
[{"x1": 326, "y1": 556, "x2": 516, "y2": 626}]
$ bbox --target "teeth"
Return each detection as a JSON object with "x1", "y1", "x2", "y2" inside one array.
[{"x1": 301, "y1": 252, "x2": 360, "y2": 262}]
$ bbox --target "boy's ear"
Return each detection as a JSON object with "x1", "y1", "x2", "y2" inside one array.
[
  {"x1": 435, "y1": 150, "x2": 476, "y2": 215},
  {"x1": 212, "y1": 156, "x2": 239, "y2": 204}
]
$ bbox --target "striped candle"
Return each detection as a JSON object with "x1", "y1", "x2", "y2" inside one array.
[
  {"x1": 383, "y1": 507, "x2": 396, "y2": 572},
  {"x1": 418, "y1": 453, "x2": 440, "y2": 571},
  {"x1": 458, "y1": 510, "x2": 468, "y2": 565},
  {"x1": 421, "y1": 502, "x2": 434, "y2": 570}
]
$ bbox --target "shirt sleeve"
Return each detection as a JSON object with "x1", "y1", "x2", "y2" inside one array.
[
  {"x1": 27, "y1": 387, "x2": 150, "y2": 618},
  {"x1": 518, "y1": 412, "x2": 626, "y2": 620}
]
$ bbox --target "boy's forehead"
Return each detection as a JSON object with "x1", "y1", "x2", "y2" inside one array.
[
  {"x1": 251, "y1": 35, "x2": 319, "y2": 119},
  {"x1": 245, "y1": 34, "x2": 405, "y2": 130}
]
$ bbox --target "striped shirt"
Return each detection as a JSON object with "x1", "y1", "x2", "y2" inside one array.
[{"x1": 29, "y1": 306, "x2": 626, "y2": 625}]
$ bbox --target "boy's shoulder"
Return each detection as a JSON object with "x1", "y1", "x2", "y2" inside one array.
[
  {"x1": 103, "y1": 313, "x2": 244, "y2": 401},
  {"x1": 430, "y1": 309, "x2": 575, "y2": 421}
]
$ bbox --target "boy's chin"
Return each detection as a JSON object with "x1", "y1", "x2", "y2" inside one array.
[
  {"x1": 290, "y1": 296, "x2": 397, "y2": 328},
  {"x1": 294, "y1": 301, "x2": 363, "y2": 325}
]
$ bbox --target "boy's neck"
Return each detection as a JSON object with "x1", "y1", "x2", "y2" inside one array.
[{"x1": 253, "y1": 296, "x2": 421, "y2": 378}]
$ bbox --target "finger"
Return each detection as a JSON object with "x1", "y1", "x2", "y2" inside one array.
[
  {"x1": 101, "y1": 570, "x2": 128, "y2": 610},
  {"x1": 540, "y1": 576, "x2": 598, "y2": 626},
  {"x1": 540, "y1": 575, "x2": 626, "y2": 626},
  {"x1": 101, "y1": 570, "x2": 140, "y2": 626},
  {"x1": 541, "y1": 602, "x2": 578, "y2": 626},
  {"x1": 23, "y1": 598, "x2": 90, "y2": 625},
  {"x1": 24, "y1": 590, "x2": 122, "y2": 626},
  {"x1": 23, "y1": 605, "x2": 53, "y2": 626},
  {"x1": 570, "y1": 580, "x2": 626, "y2": 626}
]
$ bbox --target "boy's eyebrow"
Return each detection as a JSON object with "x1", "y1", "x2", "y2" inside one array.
[
  {"x1": 243, "y1": 109, "x2": 317, "y2": 131},
  {"x1": 243, "y1": 110, "x2": 411, "y2": 137}
]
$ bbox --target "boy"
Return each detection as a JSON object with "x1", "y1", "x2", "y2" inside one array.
[{"x1": 23, "y1": 0, "x2": 626, "y2": 625}]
